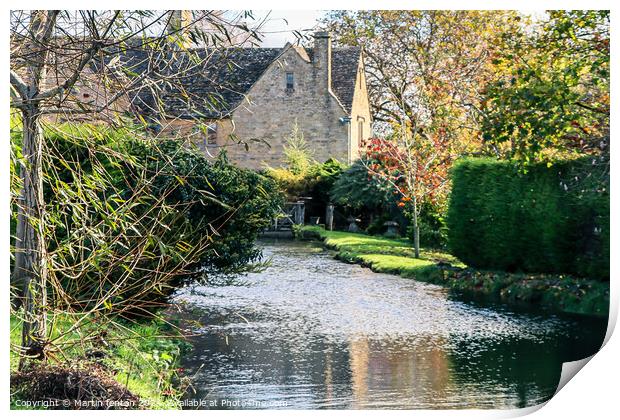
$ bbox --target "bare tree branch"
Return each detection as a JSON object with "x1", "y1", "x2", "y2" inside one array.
[{"x1": 10, "y1": 70, "x2": 29, "y2": 100}]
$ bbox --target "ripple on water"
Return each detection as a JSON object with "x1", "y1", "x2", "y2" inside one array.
[
  {"x1": 175, "y1": 247, "x2": 565, "y2": 344},
  {"x1": 172, "y1": 241, "x2": 605, "y2": 409}
]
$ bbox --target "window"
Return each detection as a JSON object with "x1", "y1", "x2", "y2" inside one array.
[
  {"x1": 207, "y1": 123, "x2": 217, "y2": 145},
  {"x1": 286, "y1": 72, "x2": 294, "y2": 91},
  {"x1": 358, "y1": 119, "x2": 364, "y2": 143}
]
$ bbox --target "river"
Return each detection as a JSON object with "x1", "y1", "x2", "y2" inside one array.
[{"x1": 170, "y1": 240, "x2": 607, "y2": 409}]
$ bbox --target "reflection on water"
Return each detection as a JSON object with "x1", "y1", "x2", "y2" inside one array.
[{"x1": 171, "y1": 240, "x2": 606, "y2": 409}]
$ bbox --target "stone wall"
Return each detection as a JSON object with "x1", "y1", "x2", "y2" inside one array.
[
  {"x1": 157, "y1": 117, "x2": 233, "y2": 158},
  {"x1": 157, "y1": 42, "x2": 372, "y2": 170},
  {"x1": 221, "y1": 45, "x2": 351, "y2": 170},
  {"x1": 348, "y1": 55, "x2": 372, "y2": 161}
]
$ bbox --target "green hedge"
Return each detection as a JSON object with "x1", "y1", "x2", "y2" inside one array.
[
  {"x1": 11, "y1": 124, "x2": 283, "y2": 313},
  {"x1": 447, "y1": 157, "x2": 609, "y2": 280}
]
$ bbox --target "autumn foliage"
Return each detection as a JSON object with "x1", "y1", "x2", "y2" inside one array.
[{"x1": 361, "y1": 135, "x2": 453, "y2": 209}]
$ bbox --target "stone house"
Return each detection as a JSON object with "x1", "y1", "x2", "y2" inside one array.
[
  {"x1": 132, "y1": 31, "x2": 372, "y2": 169},
  {"x1": 17, "y1": 23, "x2": 371, "y2": 170}
]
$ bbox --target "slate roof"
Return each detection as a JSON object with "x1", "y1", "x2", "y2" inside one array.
[
  {"x1": 330, "y1": 48, "x2": 361, "y2": 113},
  {"x1": 111, "y1": 45, "x2": 361, "y2": 119}
]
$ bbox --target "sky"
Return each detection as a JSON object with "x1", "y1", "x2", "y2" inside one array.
[
  {"x1": 247, "y1": 10, "x2": 547, "y2": 47},
  {"x1": 9, "y1": 10, "x2": 328, "y2": 46},
  {"x1": 10, "y1": 10, "x2": 548, "y2": 48},
  {"x1": 249, "y1": 10, "x2": 326, "y2": 47}
]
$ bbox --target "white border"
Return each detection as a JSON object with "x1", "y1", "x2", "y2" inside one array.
[{"x1": 2, "y1": 2, "x2": 617, "y2": 419}]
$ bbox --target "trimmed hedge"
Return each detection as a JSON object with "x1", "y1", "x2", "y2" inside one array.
[{"x1": 447, "y1": 157, "x2": 609, "y2": 280}]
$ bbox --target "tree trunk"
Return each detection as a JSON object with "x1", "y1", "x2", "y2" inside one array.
[
  {"x1": 11, "y1": 200, "x2": 26, "y2": 307},
  {"x1": 16, "y1": 107, "x2": 48, "y2": 364},
  {"x1": 412, "y1": 196, "x2": 420, "y2": 259},
  {"x1": 13, "y1": 10, "x2": 57, "y2": 365}
]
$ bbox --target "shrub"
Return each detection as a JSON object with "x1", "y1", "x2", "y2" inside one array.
[
  {"x1": 331, "y1": 159, "x2": 415, "y2": 232},
  {"x1": 330, "y1": 159, "x2": 412, "y2": 231},
  {"x1": 330, "y1": 159, "x2": 392, "y2": 211},
  {"x1": 11, "y1": 124, "x2": 282, "y2": 313},
  {"x1": 264, "y1": 158, "x2": 346, "y2": 224},
  {"x1": 447, "y1": 157, "x2": 609, "y2": 279},
  {"x1": 307, "y1": 158, "x2": 346, "y2": 205},
  {"x1": 365, "y1": 214, "x2": 393, "y2": 236},
  {"x1": 263, "y1": 167, "x2": 312, "y2": 201},
  {"x1": 283, "y1": 119, "x2": 312, "y2": 175},
  {"x1": 130, "y1": 142, "x2": 283, "y2": 273}
]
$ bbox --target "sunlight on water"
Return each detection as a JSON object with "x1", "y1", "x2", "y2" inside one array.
[{"x1": 171, "y1": 240, "x2": 606, "y2": 409}]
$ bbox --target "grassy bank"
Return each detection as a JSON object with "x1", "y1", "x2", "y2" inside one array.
[
  {"x1": 296, "y1": 226, "x2": 609, "y2": 317},
  {"x1": 10, "y1": 312, "x2": 189, "y2": 409}
]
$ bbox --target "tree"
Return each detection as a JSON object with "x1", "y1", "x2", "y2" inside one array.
[
  {"x1": 283, "y1": 119, "x2": 313, "y2": 175},
  {"x1": 323, "y1": 10, "x2": 520, "y2": 143},
  {"x1": 9, "y1": 10, "x2": 261, "y2": 361},
  {"x1": 322, "y1": 11, "x2": 521, "y2": 255},
  {"x1": 362, "y1": 131, "x2": 452, "y2": 258},
  {"x1": 480, "y1": 11, "x2": 609, "y2": 165}
]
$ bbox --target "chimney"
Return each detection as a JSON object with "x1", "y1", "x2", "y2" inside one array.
[
  {"x1": 313, "y1": 31, "x2": 332, "y2": 92},
  {"x1": 168, "y1": 10, "x2": 193, "y2": 35}
]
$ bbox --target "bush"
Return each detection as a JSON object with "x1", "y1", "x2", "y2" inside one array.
[
  {"x1": 330, "y1": 159, "x2": 392, "y2": 211},
  {"x1": 264, "y1": 158, "x2": 345, "y2": 225},
  {"x1": 12, "y1": 124, "x2": 282, "y2": 313},
  {"x1": 130, "y1": 141, "x2": 283, "y2": 273},
  {"x1": 307, "y1": 158, "x2": 346, "y2": 205},
  {"x1": 283, "y1": 120, "x2": 312, "y2": 175},
  {"x1": 365, "y1": 214, "x2": 392, "y2": 236},
  {"x1": 263, "y1": 167, "x2": 311, "y2": 201},
  {"x1": 330, "y1": 159, "x2": 413, "y2": 232},
  {"x1": 447, "y1": 157, "x2": 609, "y2": 279}
]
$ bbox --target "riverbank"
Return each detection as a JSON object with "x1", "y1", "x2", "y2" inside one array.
[
  {"x1": 295, "y1": 226, "x2": 609, "y2": 317},
  {"x1": 10, "y1": 313, "x2": 189, "y2": 409}
]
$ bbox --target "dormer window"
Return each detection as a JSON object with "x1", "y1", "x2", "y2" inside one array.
[{"x1": 286, "y1": 72, "x2": 294, "y2": 92}]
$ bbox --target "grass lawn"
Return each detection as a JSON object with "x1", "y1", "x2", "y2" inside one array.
[
  {"x1": 297, "y1": 225, "x2": 462, "y2": 276},
  {"x1": 10, "y1": 311, "x2": 189, "y2": 409},
  {"x1": 296, "y1": 226, "x2": 609, "y2": 317}
]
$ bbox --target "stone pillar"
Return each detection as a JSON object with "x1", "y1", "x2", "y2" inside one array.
[
  {"x1": 298, "y1": 201, "x2": 305, "y2": 225},
  {"x1": 293, "y1": 202, "x2": 305, "y2": 225},
  {"x1": 326, "y1": 204, "x2": 334, "y2": 231}
]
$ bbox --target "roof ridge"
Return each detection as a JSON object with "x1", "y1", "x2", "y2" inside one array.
[{"x1": 121, "y1": 43, "x2": 361, "y2": 118}]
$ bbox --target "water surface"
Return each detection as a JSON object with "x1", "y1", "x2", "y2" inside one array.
[{"x1": 171, "y1": 240, "x2": 606, "y2": 409}]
